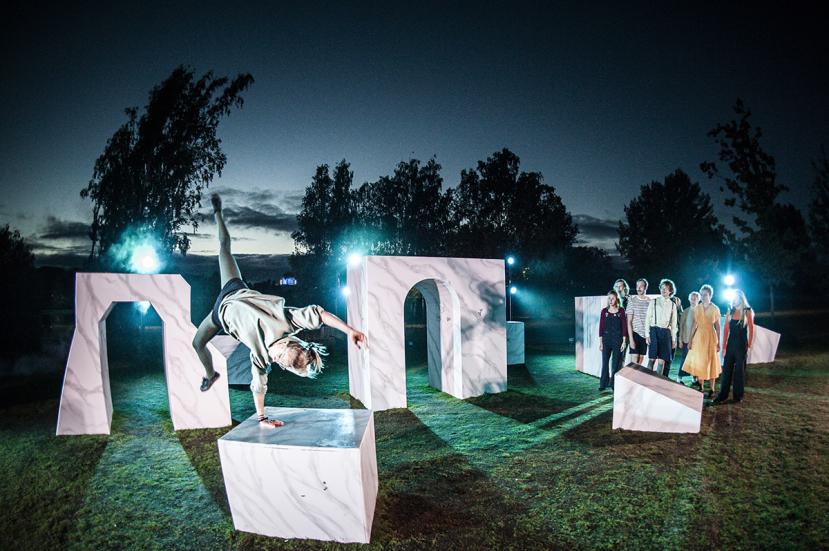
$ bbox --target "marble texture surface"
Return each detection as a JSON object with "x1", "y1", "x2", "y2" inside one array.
[
  {"x1": 346, "y1": 256, "x2": 507, "y2": 411},
  {"x1": 575, "y1": 294, "x2": 659, "y2": 378},
  {"x1": 747, "y1": 324, "x2": 780, "y2": 364},
  {"x1": 56, "y1": 273, "x2": 231, "y2": 435},
  {"x1": 218, "y1": 407, "x2": 377, "y2": 543},
  {"x1": 507, "y1": 321, "x2": 525, "y2": 365},
  {"x1": 612, "y1": 364, "x2": 702, "y2": 433}
]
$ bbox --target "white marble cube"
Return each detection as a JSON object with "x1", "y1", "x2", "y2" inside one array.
[
  {"x1": 346, "y1": 256, "x2": 507, "y2": 411},
  {"x1": 612, "y1": 364, "x2": 702, "y2": 433},
  {"x1": 218, "y1": 407, "x2": 378, "y2": 543},
  {"x1": 507, "y1": 321, "x2": 525, "y2": 365}
]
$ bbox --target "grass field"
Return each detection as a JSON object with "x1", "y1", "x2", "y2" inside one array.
[{"x1": 1, "y1": 324, "x2": 828, "y2": 550}]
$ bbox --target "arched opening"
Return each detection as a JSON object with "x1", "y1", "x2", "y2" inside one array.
[
  {"x1": 403, "y1": 278, "x2": 461, "y2": 401},
  {"x1": 103, "y1": 302, "x2": 168, "y2": 427}
]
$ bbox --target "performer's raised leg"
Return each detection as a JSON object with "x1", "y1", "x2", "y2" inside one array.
[{"x1": 212, "y1": 193, "x2": 243, "y2": 287}]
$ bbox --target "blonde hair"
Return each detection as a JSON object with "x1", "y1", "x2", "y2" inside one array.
[
  {"x1": 699, "y1": 284, "x2": 714, "y2": 297},
  {"x1": 272, "y1": 336, "x2": 328, "y2": 378},
  {"x1": 728, "y1": 289, "x2": 751, "y2": 327}
]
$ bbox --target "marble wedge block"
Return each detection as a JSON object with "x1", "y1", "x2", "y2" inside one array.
[
  {"x1": 575, "y1": 295, "x2": 659, "y2": 378},
  {"x1": 507, "y1": 321, "x2": 525, "y2": 365},
  {"x1": 56, "y1": 272, "x2": 231, "y2": 435},
  {"x1": 747, "y1": 324, "x2": 780, "y2": 364},
  {"x1": 218, "y1": 407, "x2": 377, "y2": 543},
  {"x1": 612, "y1": 364, "x2": 703, "y2": 433},
  {"x1": 346, "y1": 256, "x2": 507, "y2": 411}
]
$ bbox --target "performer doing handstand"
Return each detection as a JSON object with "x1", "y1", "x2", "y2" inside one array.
[{"x1": 192, "y1": 193, "x2": 368, "y2": 427}]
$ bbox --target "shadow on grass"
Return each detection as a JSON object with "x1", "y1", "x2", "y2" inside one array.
[
  {"x1": 177, "y1": 424, "x2": 239, "y2": 518},
  {"x1": 0, "y1": 398, "x2": 108, "y2": 550},
  {"x1": 466, "y1": 389, "x2": 580, "y2": 423},
  {"x1": 562, "y1": 409, "x2": 702, "y2": 466}
]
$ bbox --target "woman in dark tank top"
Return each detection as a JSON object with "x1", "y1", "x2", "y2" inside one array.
[{"x1": 714, "y1": 289, "x2": 755, "y2": 404}]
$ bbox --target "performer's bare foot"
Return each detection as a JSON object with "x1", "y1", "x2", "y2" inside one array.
[
  {"x1": 259, "y1": 417, "x2": 285, "y2": 428},
  {"x1": 211, "y1": 192, "x2": 222, "y2": 212}
]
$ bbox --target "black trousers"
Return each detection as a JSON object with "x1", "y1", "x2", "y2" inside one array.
[
  {"x1": 717, "y1": 348, "x2": 747, "y2": 401},
  {"x1": 600, "y1": 338, "x2": 623, "y2": 389}
]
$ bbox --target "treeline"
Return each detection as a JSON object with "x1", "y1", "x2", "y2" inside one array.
[{"x1": 289, "y1": 100, "x2": 829, "y2": 317}]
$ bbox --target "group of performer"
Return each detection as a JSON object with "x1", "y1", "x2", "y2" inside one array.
[{"x1": 599, "y1": 277, "x2": 755, "y2": 404}]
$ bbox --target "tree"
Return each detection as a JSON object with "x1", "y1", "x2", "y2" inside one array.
[
  {"x1": 450, "y1": 148, "x2": 577, "y2": 259},
  {"x1": 618, "y1": 169, "x2": 727, "y2": 291},
  {"x1": 81, "y1": 66, "x2": 254, "y2": 267},
  {"x1": 808, "y1": 150, "x2": 829, "y2": 266},
  {"x1": 0, "y1": 226, "x2": 40, "y2": 360},
  {"x1": 355, "y1": 158, "x2": 453, "y2": 256},
  {"x1": 701, "y1": 99, "x2": 808, "y2": 316}
]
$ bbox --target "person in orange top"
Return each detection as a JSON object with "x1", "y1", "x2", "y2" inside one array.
[{"x1": 713, "y1": 289, "x2": 755, "y2": 404}]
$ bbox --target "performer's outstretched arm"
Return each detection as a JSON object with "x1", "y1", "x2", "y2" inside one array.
[{"x1": 320, "y1": 309, "x2": 368, "y2": 349}]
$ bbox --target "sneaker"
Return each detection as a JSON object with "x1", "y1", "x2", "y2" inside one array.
[{"x1": 200, "y1": 371, "x2": 220, "y2": 392}]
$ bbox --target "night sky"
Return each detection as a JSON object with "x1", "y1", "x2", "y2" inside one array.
[{"x1": 2, "y1": 2, "x2": 827, "y2": 270}]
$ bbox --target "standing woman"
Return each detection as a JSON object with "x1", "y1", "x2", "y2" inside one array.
[
  {"x1": 714, "y1": 290, "x2": 754, "y2": 404},
  {"x1": 683, "y1": 284, "x2": 722, "y2": 398},
  {"x1": 598, "y1": 289, "x2": 628, "y2": 391}
]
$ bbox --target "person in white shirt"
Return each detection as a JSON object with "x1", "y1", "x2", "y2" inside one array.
[
  {"x1": 645, "y1": 279, "x2": 678, "y2": 376},
  {"x1": 192, "y1": 193, "x2": 368, "y2": 427},
  {"x1": 626, "y1": 278, "x2": 651, "y2": 365}
]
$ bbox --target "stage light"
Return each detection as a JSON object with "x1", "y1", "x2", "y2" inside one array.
[
  {"x1": 722, "y1": 288, "x2": 737, "y2": 303},
  {"x1": 510, "y1": 285, "x2": 518, "y2": 295},
  {"x1": 130, "y1": 244, "x2": 160, "y2": 274},
  {"x1": 724, "y1": 274, "x2": 735, "y2": 286},
  {"x1": 341, "y1": 287, "x2": 351, "y2": 297},
  {"x1": 507, "y1": 256, "x2": 515, "y2": 266},
  {"x1": 136, "y1": 301, "x2": 151, "y2": 313},
  {"x1": 347, "y1": 253, "x2": 362, "y2": 267}
]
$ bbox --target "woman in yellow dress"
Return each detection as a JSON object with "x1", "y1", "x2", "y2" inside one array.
[{"x1": 683, "y1": 284, "x2": 722, "y2": 397}]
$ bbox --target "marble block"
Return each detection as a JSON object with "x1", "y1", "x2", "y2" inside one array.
[
  {"x1": 218, "y1": 407, "x2": 377, "y2": 543},
  {"x1": 747, "y1": 324, "x2": 780, "y2": 364},
  {"x1": 507, "y1": 321, "x2": 525, "y2": 365},
  {"x1": 575, "y1": 295, "x2": 659, "y2": 377},
  {"x1": 612, "y1": 364, "x2": 702, "y2": 433},
  {"x1": 56, "y1": 273, "x2": 231, "y2": 435},
  {"x1": 346, "y1": 256, "x2": 507, "y2": 411}
]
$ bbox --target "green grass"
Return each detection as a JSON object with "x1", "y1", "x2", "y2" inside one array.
[{"x1": 1, "y1": 331, "x2": 828, "y2": 550}]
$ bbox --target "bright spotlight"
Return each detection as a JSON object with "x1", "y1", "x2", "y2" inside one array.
[
  {"x1": 130, "y1": 244, "x2": 160, "y2": 274},
  {"x1": 136, "y1": 301, "x2": 151, "y2": 314},
  {"x1": 507, "y1": 256, "x2": 515, "y2": 266},
  {"x1": 341, "y1": 287, "x2": 351, "y2": 297},
  {"x1": 724, "y1": 274, "x2": 735, "y2": 286},
  {"x1": 510, "y1": 285, "x2": 518, "y2": 295},
  {"x1": 347, "y1": 253, "x2": 362, "y2": 267},
  {"x1": 722, "y1": 288, "x2": 737, "y2": 303}
]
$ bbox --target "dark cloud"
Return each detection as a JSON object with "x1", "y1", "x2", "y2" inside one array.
[
  {"x1": 211, "y1": 186, "x2": 305, "y2": 213},
  {"x1": 38, "y1": 216, "x2": 90, "y2": 240},
  {"x1": 201, "y1": 205, "x2": 298, "y2": 235},
  {"x1": 573, "y1": 214, "x2": 620, "y2": 252}
]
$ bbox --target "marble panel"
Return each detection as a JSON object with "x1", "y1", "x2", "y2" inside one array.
[
  {"x1": 507, "y1": 321, "x2": 525, "y2": 365},
  {"x1": 218, "y1": 407, "x2": 377, "y2": 543},
  {"x1": 56, "y1": 273, "x2": 231, "y2": 435},
  {"x1": 612, "y1": 364, "x2": 702, "y2": 433},
  {"x1": 346, "y1": 256, "x2": 506, "y2": 411}
]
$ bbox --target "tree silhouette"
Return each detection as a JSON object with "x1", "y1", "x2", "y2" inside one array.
[
  {"x1": 701, "y1": 100, "x2": 808, "y2": 315},
  {"x1": 0, "y1": 225, "x2": 40, "y2": 360},
  {"x1": 450, "y1": 148, "x2": 577, "y2": 259},
  {"x1": 81, "y1": 66, "x2": 254, "y2": 267},
  {"x1": 618, "y1": 169, "x2": 727, "y2": 291},
  {"x1": 809, "y1": 150, "x2": 829, "y2": 267}
]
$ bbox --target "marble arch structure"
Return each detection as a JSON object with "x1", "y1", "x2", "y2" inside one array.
[
  {"x1": 56, "y1": 273, "x2": 231, "y2": 435},
  {"x1": 346, "y1": 256, "x2": 507, "y2": 411}
]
